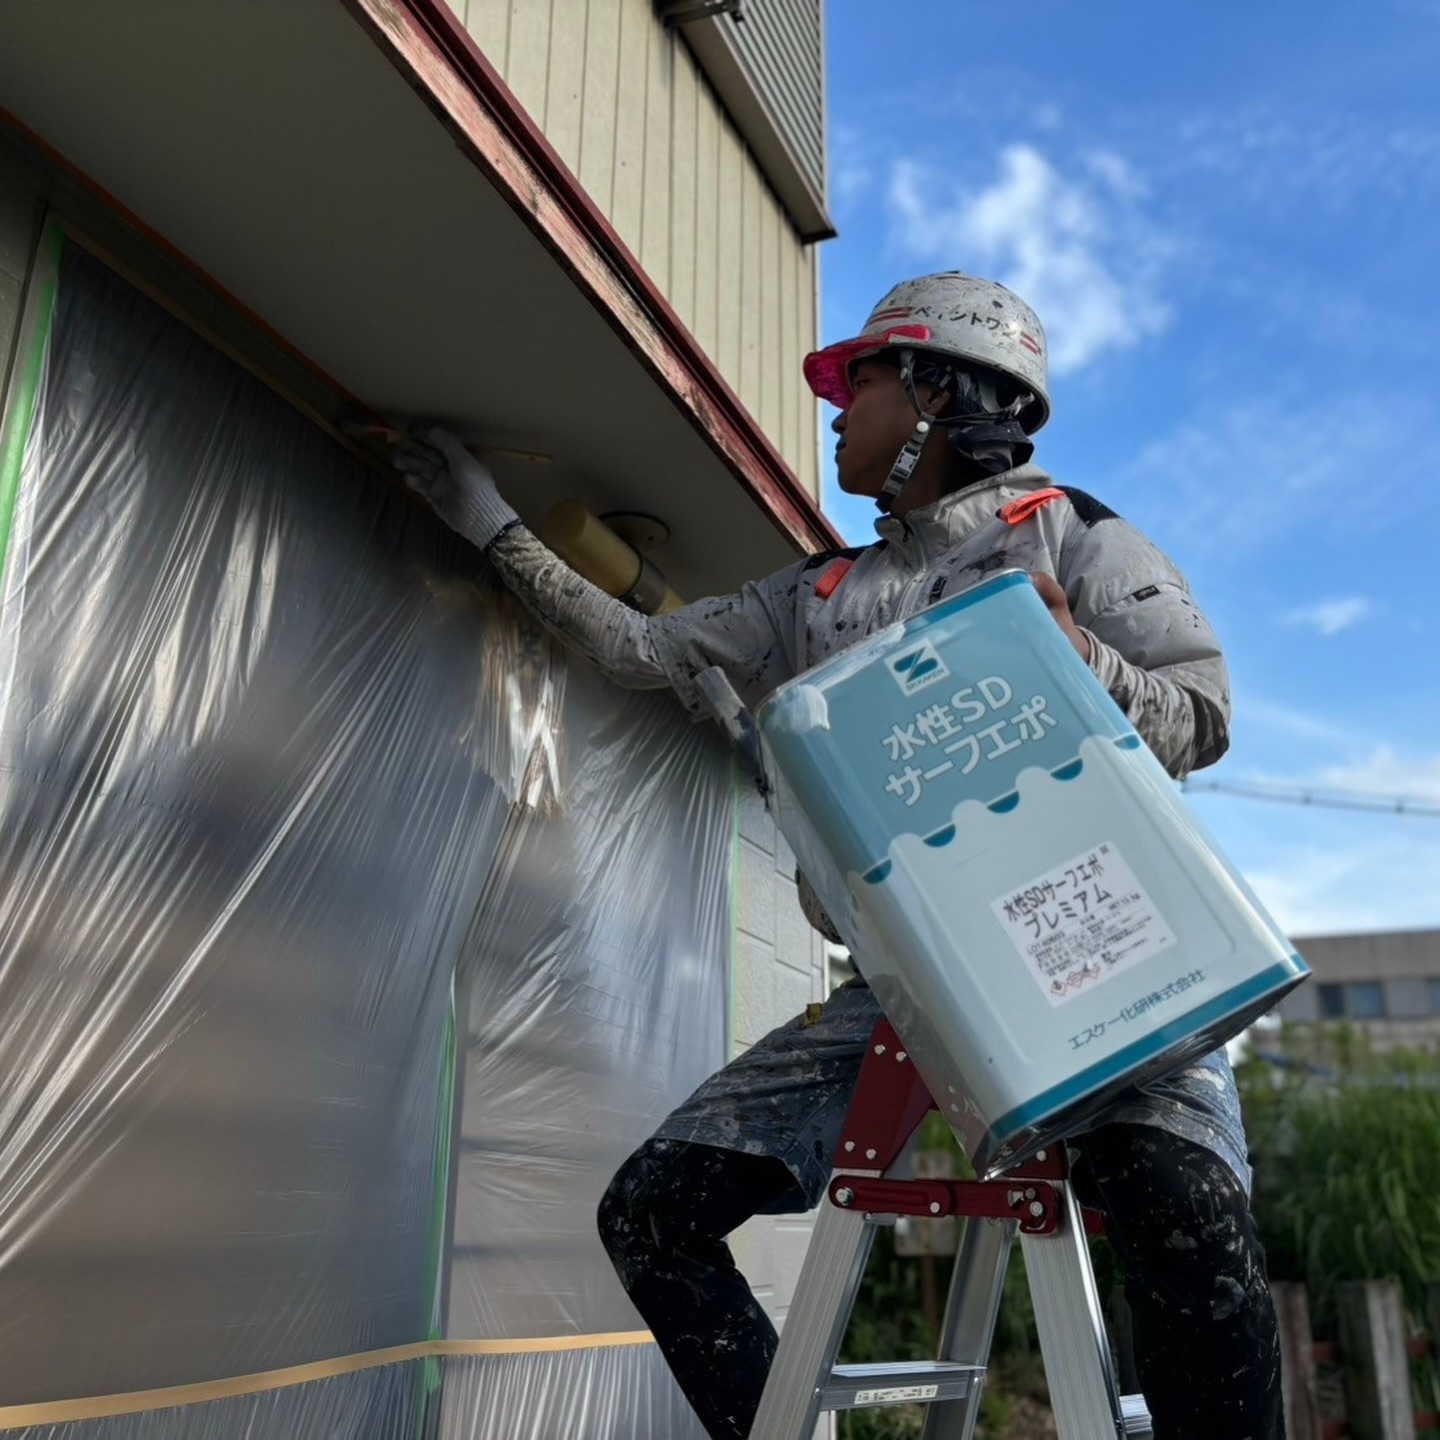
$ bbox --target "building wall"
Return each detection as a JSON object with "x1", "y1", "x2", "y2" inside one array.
[
  {"x1": 2, "y1": 0, "x2": 837, "y2": 1376},
  {"x1": 0, "y1": 122, "x2": 833, "y2": 1374},
  {"x1": 456, "y1": 0, "x2": 822, "y2": 500},
  {"x1": 1279, "y1": 929, "x2": 1440, "y2": 1052}
]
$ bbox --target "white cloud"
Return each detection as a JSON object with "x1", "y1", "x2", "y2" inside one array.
[
  {"x1": 1220, "y1": 747, "x2": 1440, "y2": 812},
  {"x1": 1312, "y1": 746, "x2": 1440, "y2": 805},
  {"x1": 1109, "y1": 392, "x2": 1440, "y2": 557},
  {"x1": 1082, "y1": 149, "x2": 1146, "y2": 202},
  {"x1": 1190, "y1": 744, "x2": 1440, "y2": 933},
  {"x1": 1282, "y1": 596, "x2": 1375, "y2": 637},
  {"x1": 830, "y1": 125, "x2": 876, "y2": 211},
  {"x1": 834, "y1": 161, "x2": 874, "y2": 209},
  {"x1": 1238, "y1": 697, "x2": 1365, "y2": 749},
  {"x1": 887, "y1": 144, "x2": 1173, "y2": 375},
  {"x1": 1172, "y1": 107, "x2": 1440, "y2": 211},
  {"x1": 1108, "y1": 405, "x2": 1321, "y2": 554},
  {"x1": 1242, "y1": 832, "x2": 1440, "y2": 936}
]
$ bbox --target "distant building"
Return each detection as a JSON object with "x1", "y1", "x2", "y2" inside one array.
[{"x1": 1276, "y1": 930, "x2": 1440, "y2": 1051}]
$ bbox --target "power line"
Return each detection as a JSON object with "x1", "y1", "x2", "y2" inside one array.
[{"x1": 1181, "y1": 777, "x2": 1440, "y2": 819}]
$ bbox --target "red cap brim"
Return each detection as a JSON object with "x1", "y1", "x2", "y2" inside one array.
[{"x1": 802, "y1": 324, "x2": 932, "y2": 408}]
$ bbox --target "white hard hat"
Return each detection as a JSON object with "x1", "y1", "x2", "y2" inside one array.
[{"x1": 804, "y1": 272, "x2": 1051, "y2": 432}]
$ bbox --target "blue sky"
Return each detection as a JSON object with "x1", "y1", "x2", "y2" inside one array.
[{"x1": 818, "y1": 0, "x2": 1440, "y2": 938}]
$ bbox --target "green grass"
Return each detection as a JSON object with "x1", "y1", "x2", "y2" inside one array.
[
  {"x1": 1240, "y1": 1032, "x2": 1440, "y2": 1419},
  {"x1": 1240, "y1": 1032, "x2": 1440, "y2": 1327}
]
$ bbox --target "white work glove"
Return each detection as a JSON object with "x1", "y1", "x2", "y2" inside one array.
[{"x1": 392, "y1": 425, "x2": 519, "y2": 550}]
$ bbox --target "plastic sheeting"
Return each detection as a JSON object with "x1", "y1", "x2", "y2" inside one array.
[
  {"x1": 0, "y1": 236, "x2": 732, "y2": 1438},
  {"x1": 438, "y1": 1348, "x2": 702, "y2": 1439},
  {"x1": 5, "y1": 1363, "x2": 428, "y2": 1440},
  {"x1": 439, "y1": 656, "x2": 730, "y2": 1440},
  {"x1": 446, "y1": 652, "x2": 732, "y2": 1343},
  {"x1": 9, "y1": 1348, "x2": 701, "y2": 1440},
  {"x1": 0, "y1": 236, "x2": 507, "y2": 1403}
]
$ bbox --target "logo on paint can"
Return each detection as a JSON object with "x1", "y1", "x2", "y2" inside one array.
[{"x1": 887, "y1": 641, "x2": 950, "y2": 696}]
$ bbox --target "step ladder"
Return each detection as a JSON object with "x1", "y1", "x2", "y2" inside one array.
[{"x1": 751, "y1": 1019, "x2": 1152, "y2": 1440}]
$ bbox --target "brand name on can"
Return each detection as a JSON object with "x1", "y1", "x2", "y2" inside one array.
[{"x1": 887, "y1": 640, "x2": 950, "y2": 696}]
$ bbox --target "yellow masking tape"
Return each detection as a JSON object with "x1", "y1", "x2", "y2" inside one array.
[{"x1": 0, "y1": 1332, "x2": 655, "y2": 1428}]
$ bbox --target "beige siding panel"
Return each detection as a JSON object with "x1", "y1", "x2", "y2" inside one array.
[
  {"x1": 502, "y1": 0, "x2": 552, "y2": 122},
  {"x1": 639, "y1": 8, "x2": 671, "y2": 289},
  {"x1": 543, "y1": 0, "x2": 586, "y2": 175},
  {"x1": 798, "y1": 247, "x2": 819, "y2": 496},
  {"x1": 777, "y1": 234, "x2": 801, "y2": 471},
  {"x1": 737, "y1": 157, "x2": 762, "y2": 417},
  {"x1": 714, "y1": 118, "x2": 744, "y2": 388},
  {"x1": 461, "y1": 0, "x2": 509, "y2": 67},
  {"x1": 578, "y1": 0, "x2": 621, "y2": 214},
  {"x1": 668, "y1": 51, "x2": 702, "y2": 345},
  {"x1": 799, "y1": 246, "x2": 814, "y2": 479},
  {"x1": 609, "y1": 0, "x2": 648, "y2": 253},
  {"x1": 690, "y1": 71, "x2": 719, "y2": 361},
  {"x1": 757, "y1": 188, "x2": 780, "y2": 443}
]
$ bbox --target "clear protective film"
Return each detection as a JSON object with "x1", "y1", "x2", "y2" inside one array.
[
  {"x1": 438, "y1": 1348, "x2": 703, "y2": 1440},
  {"x1": 0, "y1": 238, "x2": 731, "y2": 1438},
  {"x1": 438, "y1": 661, "x2": 732, "y2": 1440},
  {"x1": 446, "y1": 657, "x2": 733, "y2": 1342},
  {"x1": 5, "y1": 1363, "x2": 429, "y2": 1440}
]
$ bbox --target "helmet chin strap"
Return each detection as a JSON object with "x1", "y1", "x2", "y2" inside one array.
[
  {"x1": 876, "y1": 416, "x2": 932, "y2": 513},
  {"x1": 876, "y1": 347, "x2": 936, "y2": 513}
]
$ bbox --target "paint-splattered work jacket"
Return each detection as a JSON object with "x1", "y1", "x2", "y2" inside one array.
[
  {"x1": 488, "y1": 462, "x2": 1230, "y2": 780},
  {"x1": 487, "y1": 464, "x2": 1250, "y2": 1193}
]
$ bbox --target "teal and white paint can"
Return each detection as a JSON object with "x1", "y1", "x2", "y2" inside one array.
[{"x1": 756, "y1": 570, "x2": 1308, "y2": 1176}]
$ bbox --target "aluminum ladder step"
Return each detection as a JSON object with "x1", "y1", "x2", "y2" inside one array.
[
  {"x1": 820, "y1": 1359, "x2": 983, "y2": 1411},
  {"x1": 821, "y1": 1364, "x2": 1150, "y2": 1434},
  {"x1": 750, "y1": 1027, "x2": 1156, "y2": 1439},
  {"x1": 1120, "y1": 1392, "x2": 1153, "y2": 1436}
]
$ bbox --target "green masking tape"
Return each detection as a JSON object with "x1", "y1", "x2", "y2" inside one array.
[{"x1": 0, "y1": 224, "x2": 62, "y2": 599}]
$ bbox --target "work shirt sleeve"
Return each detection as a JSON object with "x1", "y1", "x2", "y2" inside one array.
[
  {"x1": 1055, "y1": 511, "x2": 1230, "y2": 779},
  {"x1": 486, "y1": 525, "x2": 800, "y2": 715}
]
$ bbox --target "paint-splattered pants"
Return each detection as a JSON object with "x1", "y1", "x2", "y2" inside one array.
[{"x1": 597, "y1": 1124, "x2": 1281, "y2": 1440}]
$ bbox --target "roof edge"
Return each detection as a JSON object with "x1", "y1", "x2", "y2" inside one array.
[{"x1": 342, "y1": 0, "x2": 839, "y2": 556}]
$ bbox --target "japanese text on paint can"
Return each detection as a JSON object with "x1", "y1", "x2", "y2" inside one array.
[
  {"x1": 882, "y1": 675, "x2": 1058, "y2": 806},
  {"x1": 990, "y1": 843, "x2": 1176, "y2": 1006},
  {"x1": 1067, "y1": 969, "x2": 1208, "y2": 1050}
]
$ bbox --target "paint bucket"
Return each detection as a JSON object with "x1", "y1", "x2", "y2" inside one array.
[{"x1": 756, "y1": 570, "x2": 1307, "y2": 1176}]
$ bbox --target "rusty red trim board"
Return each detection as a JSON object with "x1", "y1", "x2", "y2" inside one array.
[{"x1": 343, "y1": 0, "x2": 839, "y2": 557}]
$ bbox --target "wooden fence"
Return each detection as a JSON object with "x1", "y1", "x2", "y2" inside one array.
[{"x1": 1273, "y1": 1281, "x2": 1440, "y2": 1439}]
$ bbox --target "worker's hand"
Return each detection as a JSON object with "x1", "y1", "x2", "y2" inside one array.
[
  {"x1": 1030, "y1": 572, "x2": 1092, "y2": 662},
  {"x1": 392, "y1": 425, "x2": 517, "y2": 549}
]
